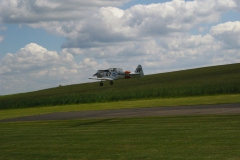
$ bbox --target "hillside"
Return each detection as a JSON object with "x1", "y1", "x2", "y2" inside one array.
[{"x1": 0, "y1": 63, "x2": 240, "y2": 109}]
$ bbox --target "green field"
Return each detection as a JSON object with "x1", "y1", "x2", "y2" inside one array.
[
  {"x1": 1, "y1": 115, "x2": 240, "y2": 159},
  {"x1": 1, "y1": 94, "x2": 240, "y2": 120},
  {"x1": 1, "y1": 63, "x2": 240, "y2": 109},
  {"x1": 1, "y1": 63, "x2": 240, "y2": 160}
]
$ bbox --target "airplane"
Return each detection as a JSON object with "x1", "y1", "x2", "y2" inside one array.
[{"x1": 89, "y1": 65, "x2": 144, "y2": 86}]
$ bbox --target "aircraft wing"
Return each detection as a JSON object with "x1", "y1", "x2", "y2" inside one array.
[{"x1": 89, "y1": 77, "x2": 114, "y2": 81}]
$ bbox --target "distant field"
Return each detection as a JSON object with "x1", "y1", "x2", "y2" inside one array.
[
  {"x1": 1, "y1": 63, "x2": 240, "y2": 109},
  {"x1": 1, "y1": 115, "x2": 240, "y2": 159}
]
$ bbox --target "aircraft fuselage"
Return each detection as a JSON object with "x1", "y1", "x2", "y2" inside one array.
[
  {"x1": 95, "y1": 68, "x2": 138, "y2": 80},
  {"x1": 89, "y1": 65, "x2": 144, "y2": 86}
]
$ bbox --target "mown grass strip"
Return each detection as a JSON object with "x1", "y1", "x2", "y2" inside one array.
[
  {"x1": 1, "y1": 94, "x2": 240, "y2": 120},
  {"x1": 1, "y1": 115, "x2": 240, "y2": 159}
]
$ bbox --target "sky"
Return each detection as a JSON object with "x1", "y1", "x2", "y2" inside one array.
[{"x1": 0, "y1": 0, "x2": 240, "y2": 95}]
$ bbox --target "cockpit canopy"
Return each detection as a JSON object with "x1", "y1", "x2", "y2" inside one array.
[{"x1": 109, "y1": 68, "x2": 123, "y2": 73}]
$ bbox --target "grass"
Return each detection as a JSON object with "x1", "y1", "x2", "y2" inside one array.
[
  {"x1": 1, "y1": 115, "x2": 240, "y2": 159},
  {"x1": 1, "y1": 94, "x2": 240, "y2": 120},
  {"x1": 1, "y1": 64, "x2": 239, "y2": 160},
  {"x1": 1, "y1": 63, "x2": 240, "y2": 109}
]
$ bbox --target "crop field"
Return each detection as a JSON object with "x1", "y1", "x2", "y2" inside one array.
[
  {"x1": 1, "y1": 63, "x2": 240, "y2": 109},
  {"x1": 1, "y1": 115, "x2": 240, "y2": 159}
]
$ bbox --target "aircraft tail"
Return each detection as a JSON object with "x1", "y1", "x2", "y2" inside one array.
[{"x1": 135, "y1": 65, "x2": 144, "y2": 77}]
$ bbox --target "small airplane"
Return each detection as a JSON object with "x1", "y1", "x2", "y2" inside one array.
[{"x1": 89, "y1": 65, "x2": 144, "y2": 86}]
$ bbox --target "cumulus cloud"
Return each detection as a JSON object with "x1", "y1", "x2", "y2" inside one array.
[
  {"x1": 234, "y1": 0, "x2": 240, "y2": 11},
  {"x1": 210, "y1": 21, "x2": 240, "y2": 48},
  {"x1": 126, "y1": 0, "x2": 236, "y2": 34},
  {"x1": 0, "y1": 43, "x2": 74, "y2": 74},
  {"x1": 16, "y1": 0, "x2": 236, "y2": 52},
  {"x1": 0, "y1": 43, "x2": 109, "y2": 94},
  {"x1": 0, "y1": 0, "x2": 129, "y2": 23},
  {"x1": 38, "y1": 0, "x2": 235, "y2": 49}
]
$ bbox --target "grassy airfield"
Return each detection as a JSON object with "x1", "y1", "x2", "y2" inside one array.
[
  {"x1": 1, "y1": 115, "x2": 240, "y2": 159},
  {"x1": 0, "y1": 63, "x2": 240, "y2": 159}
]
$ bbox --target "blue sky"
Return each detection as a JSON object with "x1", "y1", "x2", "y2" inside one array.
[
  {"x1": 0, "y1": 25, "x2": 65, "y2": 58},
  {"x1": 0, "y1": 0, "x2": 240, "y2": 95}
]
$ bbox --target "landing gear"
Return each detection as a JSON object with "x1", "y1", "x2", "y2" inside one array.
[{"x1": 99, "y1": 81, "x2": 113, "y2": 86}]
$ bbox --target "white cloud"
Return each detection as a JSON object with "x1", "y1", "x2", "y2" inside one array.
[
  {"x1": 0, "y1": 0, "x2": 129, "y2": 23},
  {"x1": 32, "y1": 0, "x2": 235, "y2": 49},
  {"x1": 0, "y1": 43, "x2": 110, "y2": 95},
  {"x1": 210, "y1": 21, "x2": 240, "y2": 48},
  {"x1": 234, "y1": 0, "x2": 240, "y2": 11},
  {"x1": 0, "y1": 43, "x2": 74, "y2": 74}
]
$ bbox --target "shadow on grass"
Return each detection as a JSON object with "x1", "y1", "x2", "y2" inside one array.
[{"x1": 71, "y1": 118, "x2": 121, "y2": 127}]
